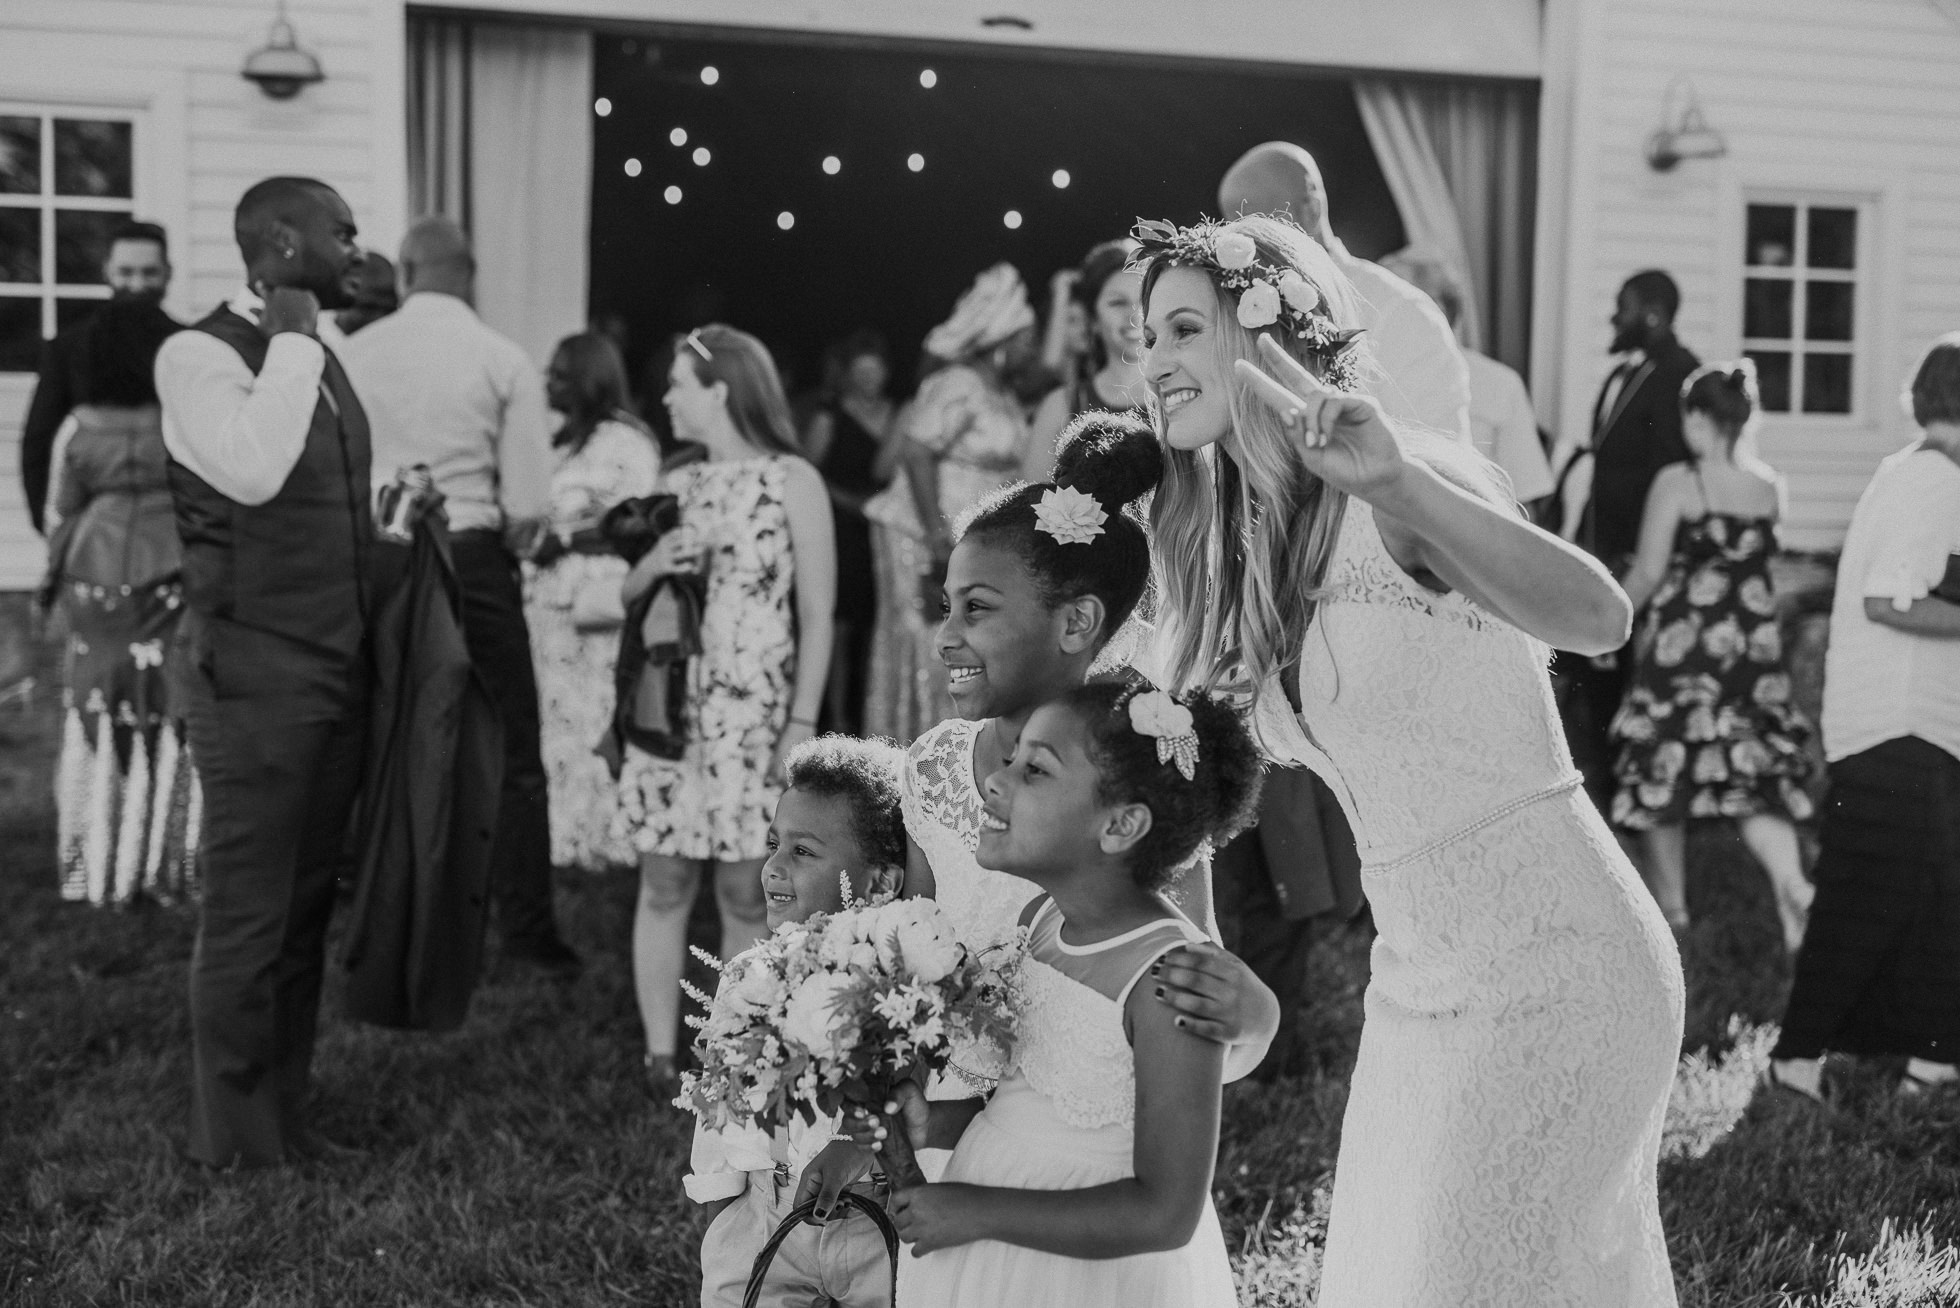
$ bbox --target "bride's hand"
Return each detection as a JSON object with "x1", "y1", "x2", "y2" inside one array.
[{"x1": 1235, "y1": 335, "x2": 1412, "y2": 503}]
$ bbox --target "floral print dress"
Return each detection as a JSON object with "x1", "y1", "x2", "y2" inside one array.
[
  {"x1": 1609, "y1": 509, "x2": 1816, "y2": 829},
  {"x1": 525, "y1": 418, "x2": 661, "y2": 870},
  {"x1": 614, "y1": 455, "x2": 798, "y2": 863}
]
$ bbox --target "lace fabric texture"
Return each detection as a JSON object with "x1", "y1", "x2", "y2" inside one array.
[
  {"x1": 1256, "y1": 501, "x2": 1684, "y2": 1307},
  {"x1": 902, "y1": 718, "x2": 1041, "y2": 951}
]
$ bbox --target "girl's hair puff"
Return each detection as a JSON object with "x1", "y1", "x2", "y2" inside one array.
[
  {"x1": 1054, "y1": 677, "x2": 1265, "y2": 892},
  {"x1": 955, "y1": 410, "x2": 1163, "y2": 651}
]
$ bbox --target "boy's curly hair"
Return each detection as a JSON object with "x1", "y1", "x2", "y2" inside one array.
[{"x1": 783, "y1": 735, "x2": 909, "y2": 871}]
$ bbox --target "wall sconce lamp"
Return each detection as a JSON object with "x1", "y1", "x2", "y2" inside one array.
[
  {"x1": 1645, "y1": 77, "x2": 1726, "y2": 171},
  {"x1": 242, "y1": 2, "x2": 325, "y2": 100}
]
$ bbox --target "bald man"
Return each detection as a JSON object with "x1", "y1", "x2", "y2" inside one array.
[
  {"x1": 156, "y1": 176, "x2": 371, "y2": 1167},
  {"x1": 339, "y1": 216, "x2": 572, "y2": 976},
  {"x1": 1219, "y1": 142, "x2": 1471, "y2": 441}
]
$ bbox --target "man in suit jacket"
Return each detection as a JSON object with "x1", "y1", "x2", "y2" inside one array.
[
  {"x1": 19, "y1": 222, "x2": 173, "y2": 533},
  {"x1": 1554, "y1": 269, "x2": 1700, "y2": 813},
  {"x1": 156, "y1": 177, "x2": 371, "y2": 1168}
]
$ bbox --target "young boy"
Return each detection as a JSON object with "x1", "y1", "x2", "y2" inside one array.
[{"x1": 689, "y1": 735, "x2": 908, "y2": 1308}]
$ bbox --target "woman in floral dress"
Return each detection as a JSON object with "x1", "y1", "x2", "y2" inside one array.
[
  {"x1": 527, "y1": 332, "x2": 661, "y2": 872},
  {"x1": 864, "y1": 264, "x2": 1035, "y2": 743},
  {"x1": 614, "y1": 325, "x2": 835, "y2": 1098},
  {"x1": 1611, "y1": 362, "x2": 1817, "y2": 949}
]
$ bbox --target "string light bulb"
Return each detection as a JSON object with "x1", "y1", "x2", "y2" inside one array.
[
  {"x1": 777, "y1": 211, "x2": 795, "y2": 231},
  {"x1": 700, "y1": 65, "x2": 720, "y2": 86},
  {"x1": 919, "y1": 69, "x2": 937, "y2": 88},
  {"x1": 623, "y1": 157, "x2": 641, "y2": 177},
  {"x1": 1003, "y1": 210, "x2": 1023, "y2": 230},
  {"x1": 822, "y1": 155, "x2": 841, "y2": 175},
  {"x1": 907, "y1": 153, "x2": 925, "y2": 172},
  {"x1": 1051, "y1": 169, "x2": 1070, "y2": 189},
  {"x1": 693, "y1": 147, "x2": 711, "y2": 166},
  {"x1": 664, "y1": 185, "x2": 682, "y2": 204},
  {"x1": 669, "y1": 127, "x2": 688, "y2": 147},
  {"x1": 594, "y1": 97, "x2": 612, "y2": 117}
]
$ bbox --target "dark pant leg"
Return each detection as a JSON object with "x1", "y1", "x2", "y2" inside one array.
[
  {"x1": 1214, "y1": 809, "x2": 1316, "y2": 1081},
  {"x1": 184, "y1": 631, "x2": 365, "y2": 1167},
  {"x1": 451, "y1": 533, "x2": 558, "y2": 947}
]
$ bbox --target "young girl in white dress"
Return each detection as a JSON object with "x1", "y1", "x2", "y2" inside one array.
[
  {"x1": 900, "y1": 413, "x2": 1279, "y2": 1076},
  {"x1": 1135, "y1": 213, "x2": 1683, "y2": 1304},
  {"x1": 871, "y1": 679, "x2": 1263, "y2": 1307}
]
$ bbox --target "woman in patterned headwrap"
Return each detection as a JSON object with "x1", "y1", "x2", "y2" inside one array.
[{"x1": 863, "y1": 264, "x2": 1037, "y2": 742}]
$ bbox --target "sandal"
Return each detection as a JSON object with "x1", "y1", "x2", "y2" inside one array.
[
  {"x1": 1758, "y1": 1062, "x2": 1826, "y2": 1106},
  {"x1": 644, "y1": 1052, "x2": 682, "y2": 1105}
]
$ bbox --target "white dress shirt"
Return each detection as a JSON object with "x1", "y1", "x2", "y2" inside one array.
[
  {"x1": 153, "y1": 288, "x2": 327, "y2": 507},
  {"x1": 1464, "y1": 348, "x2": 1554, "y2": 502},
  {"x1": 1822, "y1": 443, "x2": 1960, "y2": 763},
  {"x1": 338, "y1": 291, "x2": 554, "y2": 534},
  {"x1": 1334, "y1": 243, "x2": 1472, "y2": 443}
]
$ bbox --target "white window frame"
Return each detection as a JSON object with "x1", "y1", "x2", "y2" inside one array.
[
  {"x1": 1737, "y1": 190, "x2": 1871, "y2": 421},
  {"x1": 0, "y1": 104, "x2": 145, "y2": 354}
]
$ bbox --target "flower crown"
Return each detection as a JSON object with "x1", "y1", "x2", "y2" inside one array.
[
  {"x1": 1126, "y1": 687, "x2": 1200, "y2": 782},
  {"x1": 1130, "y1": 217, "x2": 1365, "y2": 361}
]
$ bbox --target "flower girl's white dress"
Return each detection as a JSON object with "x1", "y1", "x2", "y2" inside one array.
[{"x1": 898, "y1": 895, "x2": 1239, "y2": 1307}]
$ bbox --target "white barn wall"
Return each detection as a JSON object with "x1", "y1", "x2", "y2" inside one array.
[
  {"x1": 0, "y1": 0, "x2": 405, "y2": 589},
  {"x1": 1545, "y1": 0, "x2": 1960, "y2": 551}
]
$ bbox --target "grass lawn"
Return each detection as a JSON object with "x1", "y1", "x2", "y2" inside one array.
[{"x1": 2, "y1": 599, "x2": 1956, "y2": 1306}]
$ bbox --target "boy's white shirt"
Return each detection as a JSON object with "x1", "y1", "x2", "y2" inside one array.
[{"x1": 683, "y1": 964, "x2": 843, "y2": 1204}]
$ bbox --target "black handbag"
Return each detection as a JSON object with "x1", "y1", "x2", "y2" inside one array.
[{"x1": 742, "y1": 1192, "x2": 900, "y2": 1308}]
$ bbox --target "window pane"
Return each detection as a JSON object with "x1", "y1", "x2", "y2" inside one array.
[
  {"x1": 1805, "y1": 281, "x2": 1854, "y2": 341},
  {"x1": 55, "y1": 209, "x2": 130, "y2": 284},
  {"x1": 0, "y1": 207, "x2": 39, "y2": 282},
  {"x1": 1802, "y1": 353, "x2": 1853, "y2": 414},
  {"x1": 1747, "y1": 204, "x2": 1796, "y2": 267},
  {"x1": 1744, "y1": 278, "x2": 1793, "y2": 339},
  {"x1": 53, "y1": 119, "x2": 132, "y2": 198},
  {"x1": 0, "y1": 296, "x2": 41, "y2": 371},
  {"x1": 0, "y1": 117, "x2": 40, "y2": 195},
  {"x1": 1747, "y1": 350, "x2": 1792, "y2": 412},
  {"x1": 1807, "y1": 207, "x2": 1857, "y2": 270},
  {"x1": 56, "y1": 296, "x2": 107, "y2": 335}
]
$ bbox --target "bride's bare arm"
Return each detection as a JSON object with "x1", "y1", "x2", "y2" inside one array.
[{"x1": 1236, "y1": 338, "x2": 1631, "y2": 656}]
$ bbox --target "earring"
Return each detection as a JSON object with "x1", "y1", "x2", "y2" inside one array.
[{"x1": 282, "y1": 248, "x2": 295, "y2": 260}]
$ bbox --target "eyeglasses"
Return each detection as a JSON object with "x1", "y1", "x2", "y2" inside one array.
[{"x1": 684, "y1": 329, "x2": 712, "y2": 362}]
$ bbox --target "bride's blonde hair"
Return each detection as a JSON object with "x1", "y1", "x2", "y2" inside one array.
[{"x1": 1141, "y1": 214, "x2": 1506, "y2": 699}]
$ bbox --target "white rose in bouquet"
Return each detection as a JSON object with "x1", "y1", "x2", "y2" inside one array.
[
  {"x1": 782, "y1": 971, "x2": 856, "y2": 1058},
  {"x1": 726, "y1": 959, "x2": 788, "y2": 1017},
  {"x1": 892, "y1": 911, "x2": 964, "y2": 984}
]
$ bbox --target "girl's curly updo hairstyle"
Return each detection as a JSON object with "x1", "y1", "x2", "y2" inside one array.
[
  {"x1": 1054, "y1": 677, "x2": 1265, "y2": 891},
  {"x1": 956, "y1": 410, "x2": 1162, "y2": 651}
]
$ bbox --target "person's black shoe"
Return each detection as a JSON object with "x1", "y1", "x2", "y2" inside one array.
[{"x1": 502, "y1": 935, "x2": 584, "y2": 979}]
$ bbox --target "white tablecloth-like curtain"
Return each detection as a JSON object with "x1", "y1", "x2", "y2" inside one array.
[
  {"x1": 406, "y1": 18, "x2": 592, "y2": 369},
  {"x1": 1354, "y1": 79, "x2": 1537, "y2": 375}
]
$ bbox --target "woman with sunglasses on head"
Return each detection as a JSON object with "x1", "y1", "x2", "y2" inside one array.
[
  {"x1": 1134, "y1": 214, "x2": 1683, "y2": 1306},
  {"x1": 615, "y1": 325, "x2": 836, "y2": 1100}
]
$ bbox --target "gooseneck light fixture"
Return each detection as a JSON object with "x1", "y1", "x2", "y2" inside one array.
[
  {"x1": 1645, "y1": 77, "x2": 1727, "y2": 172},
  {"x1": 242, "y1": 1, "x2": 325, "y2": 100}
]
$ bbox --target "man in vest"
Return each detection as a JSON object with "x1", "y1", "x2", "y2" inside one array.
[{"x1": 156, "y1": 176, "x2": 372, "y2": 1168}]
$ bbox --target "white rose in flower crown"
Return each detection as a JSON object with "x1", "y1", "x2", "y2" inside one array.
[
  {"x1": 1236, "y1": 280, "x2": 1282, "y2": 329},
  {"x1": 1213, "y1": 229, "x2": 1258, "y2": 270},
  {"x1": 781, "y1": 971, "x2": 856, "y2": 1058},
  {"x1": 1277, "y1": 270, "x2": 1321, "y2": 315}
]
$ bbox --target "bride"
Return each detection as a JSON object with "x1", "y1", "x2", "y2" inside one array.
[{"x1": 1132, "y1": 214, "x2": 1684, "y2": 1305}]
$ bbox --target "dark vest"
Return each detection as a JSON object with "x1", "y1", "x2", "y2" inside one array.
[{"x1": 167, "y1": 306, "x2": 373, "y2": 659}]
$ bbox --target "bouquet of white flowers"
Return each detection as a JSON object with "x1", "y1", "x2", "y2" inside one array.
[{"x1": 678, "y1": 881, "x2": 1025, "y2": 1188}]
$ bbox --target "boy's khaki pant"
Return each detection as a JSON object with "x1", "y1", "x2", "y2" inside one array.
[{"x1": 700, "y1": 1169, "x2": 893, "y2": 1308}]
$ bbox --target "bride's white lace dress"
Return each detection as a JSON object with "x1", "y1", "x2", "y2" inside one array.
[{"x1": 1255, "y1": 501, "x2": 1683, "y2": 1307}]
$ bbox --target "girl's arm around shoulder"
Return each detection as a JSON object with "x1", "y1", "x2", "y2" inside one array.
[{"x1": 889, "y1": 965, "x2": 1224, "y2": 1259}]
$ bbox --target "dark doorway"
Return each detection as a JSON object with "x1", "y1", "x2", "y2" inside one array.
[{"x1": 589, "y1": 32, "x2": 1407, "y2": 407}]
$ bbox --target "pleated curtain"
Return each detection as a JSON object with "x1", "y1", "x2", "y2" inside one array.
[
  {"x1": 405, "y1": 18, "x2": 593, "y2": 367},
  {"x1": 1354, "y1": 79, "x2": 1539, "y2": 376}
]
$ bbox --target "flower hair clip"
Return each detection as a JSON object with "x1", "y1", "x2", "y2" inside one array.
[
  {"x1": 1130, "y1": 216, "x2": 1366, "y2": 360},
  {"x1": 1127, "y1": 687, "x2": 1200, "y2": 781},
  {"x1": 1032, "y1": 486, "x2": 1107, "y2": 546}
]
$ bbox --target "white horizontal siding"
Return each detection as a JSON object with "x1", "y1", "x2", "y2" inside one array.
[
  {"x1": 0, "y1": 0, "x2": 405, "y2": 589},
  {"x1": 1550, "y1": 0, "x2": 1960, "y2": 551}
]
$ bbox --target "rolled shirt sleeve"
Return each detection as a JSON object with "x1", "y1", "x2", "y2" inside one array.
[
  {"x1": 155, "y1": 329, "x2": 325, "y2": 506},
  {"x1": 496, "y1": 351, "x2": 556, "y2": 526},
  {"x1": 1857, "y1": 468, "x2": 1959, "y2": 611}
]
